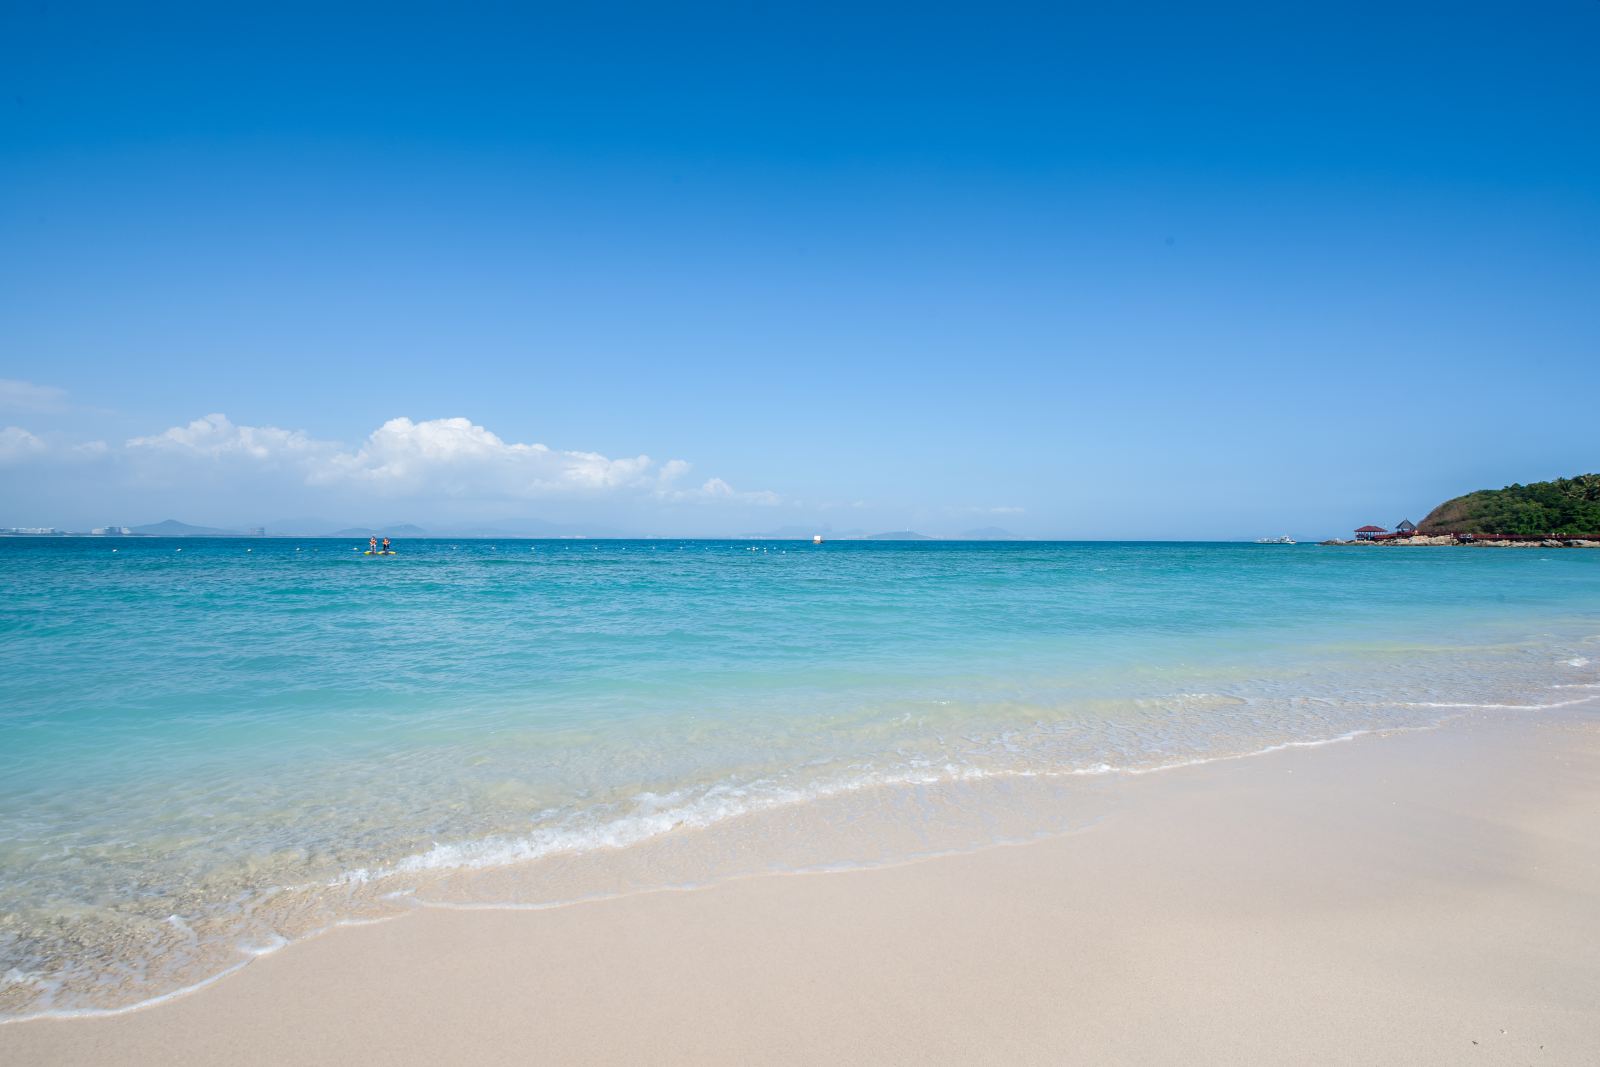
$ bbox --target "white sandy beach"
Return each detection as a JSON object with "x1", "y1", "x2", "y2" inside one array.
[{"x1": 4, "y1": 708, "x2": 1597, "y2": 1066}]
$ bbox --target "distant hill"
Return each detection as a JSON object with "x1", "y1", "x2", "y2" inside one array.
[
  {"x1": 1420, "y1": 474, "x2": 1600, "y2": 537},
  {"x1": 432, "y1": 520, "x2": 630, "y2": 538},
  {"x1": 264, "y1": 517, "x2": 344, "y2": 536},
  {"x1": 268, "y1": 518, "x2": 630, "y2": 538},
  {"x1": 331, "y1": 524, "x2": 429, "y2": 538},
  {"x1": 864, "y1": 530, "x2": 935, "y2": 540},
  {"x1": 956, "y1": 527, "x2": 1022, "y2": 541},
  {"x1": 735, "y1": 525, "x2": 866, "y2": 540},
  {"x1": 131, "y1": 519, "x2": 242, "y2": 536}
]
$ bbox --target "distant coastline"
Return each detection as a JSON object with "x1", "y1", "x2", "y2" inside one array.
[
  {"x1": 1320, "y1": 534, "x2": 1600, "y2": 548},
  {"x1": 0, "y1": 521, "x2": 1028, "y2": 542},
  {"x1": 1328, "y1": 473, "x2": 1600, "y2": 548}
]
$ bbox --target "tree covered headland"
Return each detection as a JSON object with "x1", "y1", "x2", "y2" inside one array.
[{"x1": 1419, "y1": 474, "x2": 1600, "y2": 537}]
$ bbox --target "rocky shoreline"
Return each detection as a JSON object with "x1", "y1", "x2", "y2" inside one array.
[{"x1": 1320, "y1": 535, "x2": 1600, "y2": 548}]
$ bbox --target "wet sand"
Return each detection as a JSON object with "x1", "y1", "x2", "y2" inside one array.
[{"x1": 5, "y1": 707, "x2": 1598, "y2": 1066}]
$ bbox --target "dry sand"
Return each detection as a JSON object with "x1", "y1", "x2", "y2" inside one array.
[{"x1": 5, "y1": 708, "x2": 1597, "y2": 1066}]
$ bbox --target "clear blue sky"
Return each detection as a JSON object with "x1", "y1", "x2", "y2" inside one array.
[{"x1": 3, "y1": 2, "x2": 1597, "y2": 537}]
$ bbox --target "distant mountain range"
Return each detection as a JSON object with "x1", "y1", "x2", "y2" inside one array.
[
  {"x1": 115, "y1": 519, "x2": 1026, "y2": 541},
  {"x1": 330, "y1": 524, "x2": 430, "y2": 538},
  {"x1": 265, "y1": 517, "x2": 629, "y2": 538},
  {"x1": 432, "y1": 519, "x2": 630, "y2": 539},
  {"x1": 735, "y1": 525, "x2": 867, "y2": 540},
  {"x1": 734, "y1": 527, "x2": 1023, "y2": 541},
  {"x1": 955, "y1": 527, "x2": 1022, "y2": 540},
  {"x1": 260, "y1": 517, "x2": 345, "y2": 536},
  {"x1": 739, "y1": 529, "x2": 937, "y2": 541},
  {"x1": 130, "y1": 519, "x2": 250, "y2": 536},
  {"x1": 860, "y1": 528, "x2": 1023, "y2": 540}
]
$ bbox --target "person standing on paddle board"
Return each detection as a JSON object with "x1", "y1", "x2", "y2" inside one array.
[
  {"x1": 369, "y1": 536, "x2": 378, "y2": 553},
  {"x1": 381, "y1": 537, "x2": 391, "y2": 554}
]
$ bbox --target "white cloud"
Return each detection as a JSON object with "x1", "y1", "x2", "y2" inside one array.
[
  {"x1": 117, "y1": 413, "x2": 782, "y2": 507},
  {"x1": 0, "y1": 379, "x2": 69, "y2": 414},
  {"x1": 0, "y1": 428, "x2": 114, "y2": 467},
  {"x1": 0, "y1": 426, "x2": 47, "y2": 464},
  {"x1": 310, "y1": 416, "x2": 661, "y2": 497},
  {"x1": 657, "y1": 476, "x2": 783, "y2": 507},
  {"x1": 128, "y1": 414, "x2": 330, "y2": 464}
]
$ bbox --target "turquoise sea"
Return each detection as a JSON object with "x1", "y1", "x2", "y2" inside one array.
[{"x1": 2, "y1": 538, "x2": 1598, "y2": 1018}]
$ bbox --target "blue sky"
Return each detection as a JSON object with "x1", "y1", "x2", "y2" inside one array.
[{"x1": 2, "y1": 2, "x2": 1597, "y2": 537}]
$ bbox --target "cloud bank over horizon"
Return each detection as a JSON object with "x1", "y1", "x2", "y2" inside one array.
[
  {"x1": 2, "y1": 397, "x2": 791, "y2": 532},
  {"x1": 124, "y1": 413, "x2": 780, "y2": 506}
]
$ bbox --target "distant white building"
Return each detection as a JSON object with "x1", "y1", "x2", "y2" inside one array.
[{"x1": 92, "y1": 526, "x2": 132, "y2": 535}]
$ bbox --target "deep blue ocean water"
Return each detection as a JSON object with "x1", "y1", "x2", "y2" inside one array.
[{"x1": 2, "y1": 537, "x2": 1597, "y2": 1017}]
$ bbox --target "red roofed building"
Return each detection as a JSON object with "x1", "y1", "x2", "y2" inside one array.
[{"x1": 1354, "y1": 525, "x2": 1387, "y2": 541}]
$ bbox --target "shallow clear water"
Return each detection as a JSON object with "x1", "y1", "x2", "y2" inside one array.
[{"x1": 2, "y1": 538, "x2": 1597, "y2": 1017}]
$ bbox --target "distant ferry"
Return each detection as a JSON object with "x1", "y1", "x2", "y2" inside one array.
[{"x1": 1253, "y1": 535, "x2": 1296, "y2": 545}]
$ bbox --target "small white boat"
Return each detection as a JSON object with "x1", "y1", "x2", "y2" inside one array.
[{"x1": 1253, "y1": 535, "x2": 1296, "y2": 545}]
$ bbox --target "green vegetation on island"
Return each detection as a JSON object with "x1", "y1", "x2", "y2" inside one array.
[{"x1": 1419, "y1": 474, "x2": 1600, "y2": 538}]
